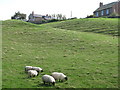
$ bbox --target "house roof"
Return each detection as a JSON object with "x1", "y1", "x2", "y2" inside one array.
[
  {"x1": 29, "y1": 13, "x2": 55, "y2": 19},
  {"x1": 33, "y1": 14, "x2": 44, "y2": 18},
  {"x1": 94, "y1": 1, "x2": 118, "y2": 12}
]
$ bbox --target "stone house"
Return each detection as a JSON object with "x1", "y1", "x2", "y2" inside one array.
[
  {"x1": 93, "y1": 1, "x2": 120, "y2": 17},
  {"x1": 28, "y1": 12, "x2": 55, "y2": 24},
  {"x1": 28, "y1": 11, "x2": 45, "y2": 24}
]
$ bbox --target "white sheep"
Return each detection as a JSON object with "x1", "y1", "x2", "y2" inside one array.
[
  {"x1": 51, "y1": 72, "x2": 68, "y2": 82},
  {"x1": 25, "y1": 66, "x2": 43, "y2": 73},
  {"x1": 28, "y1": 70, "x2": 39, "y2": 77},
  {"x1": 42, "y1": 75, "x2": 55, "y2": 86},
  {"x1": 32, "y1": 67, "x2": 43, "y2": 73},
  {"x1": 25, "y1": 66, "x2": 33, "y2": 72}
]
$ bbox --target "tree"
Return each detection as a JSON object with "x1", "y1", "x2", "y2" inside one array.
[
  {"x1": 86, "y1": 15, "x2": 95, "y2": 18},
  {"x1": 58, "y1": 14, "x2": 62, "y2": 20},
  {"x1": 62, "y1": 15, "x2": 66, "y2": 20},
  {"x1": 52, "y1": 14, "x2": 56, "y2": 19},
  {"x1": 55, "y1": 14, "x2": 66, "y2": 20},
  {"x1": 11, "y1": 11, "x2": 26, "y2": 20},
  {"x1": 109, "y1": 13, "x2": 119, "y2": 17}
]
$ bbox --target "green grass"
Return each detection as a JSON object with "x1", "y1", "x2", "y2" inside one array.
[
  {"x1": 2, "y1": 19, "x2": 118, "y2": 88},
  {"x1": 0, "y1": 21, "x2": 2, "y2": 89},
  {"x1": 52, "y1": 18, "x2": 119, "y2": 36}
]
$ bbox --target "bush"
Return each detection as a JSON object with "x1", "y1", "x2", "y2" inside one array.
[
  {"x1": 42, "y1": 20, "x2": 48, "y2": 23},
  {"x1": 86, "y1": 15, "x2": 95, "y2": 18},
  {"x1": 101, "y1": 16, "x2": 108, "y2": 18},
  {"x1": 48, "y1": 19, "x2": 59, "y2": 22},
  {"x1": 109, "y1": 13, "x2": 119, "y2": 17}
]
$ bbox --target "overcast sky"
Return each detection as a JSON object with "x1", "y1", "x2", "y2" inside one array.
[{"x1": 0, "y1": 0, "x2": 116, "y2": 20}]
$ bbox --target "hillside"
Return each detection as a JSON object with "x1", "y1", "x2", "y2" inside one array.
[
  {"x1": 52, "y1": 18, "x2": 119, "y2": 36},
  {"x1": 2, "y1": 19, "x2": 118, "y2": 88}
]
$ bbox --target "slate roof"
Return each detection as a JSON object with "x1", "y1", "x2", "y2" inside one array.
[
  {"x1": 94, "y1": 1, "x2": 118, "y2": 12},
  {"x1": 33, "y1": 14, "x2": 44, "y2": 18},
  {"x1": 29, "y1": 13, "x2": 55, "y2": 20}
]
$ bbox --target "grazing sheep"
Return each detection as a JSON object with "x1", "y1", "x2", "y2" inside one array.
[
  {"x1": 51, "y1": 72, "x2": 68, "y2": 82},
  {"x1": 32, "y1": 67, "x2": 43, "y2": 73},
  {"x1": 42, "y1": 75, "x2": 55, "y2": 86},
  {"x1": 25, "y1": 66, "x2": 43, "y2": 73},
  {"x1": 25, "y1": 66, "x2": 33, "y2": 72},
  {"x1": 28, "y1": 70, "x2": 39, "y2": 77}
]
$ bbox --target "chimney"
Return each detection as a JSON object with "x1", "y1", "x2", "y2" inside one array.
[
  {"x1": 100, "y1": 2, "x2": 103, "y2": 7},
  {"x1": 32, "y1": 11, "x2": 34, "y2": 15}
]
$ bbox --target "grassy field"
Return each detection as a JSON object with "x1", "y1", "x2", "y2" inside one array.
[
  {"x1": 52, "y1": 18, "x2": 119, "y2": 36},
  {"x1": 0, "y1": 21, "x2": 2, "y2": 89},
  {"x1": 2, "y1": 18, "x2": 118, "y2": 88}
]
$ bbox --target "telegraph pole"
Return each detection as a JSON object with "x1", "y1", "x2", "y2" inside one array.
[{"x1": 71, "y1": 11, "x2": 72, "y2": 18}]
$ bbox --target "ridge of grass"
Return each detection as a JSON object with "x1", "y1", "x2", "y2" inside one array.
[{"x1": 52, "y1": 18, "x2": 119, "y2": 36}]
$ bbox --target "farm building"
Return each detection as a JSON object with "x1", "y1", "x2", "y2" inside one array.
[
  {"x1": 28, "y1": 11, "x2": 44, "y2": 24},
  {"x1": 28, "y1": 11, "x2": 55, "y2": 24},
  {"x1": 93, "y1": 1, "x2": 120, "y2": 17}
]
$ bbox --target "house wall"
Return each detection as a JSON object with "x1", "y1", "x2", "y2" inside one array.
[
  {"x1": 34, "y1": 17, "x2": 43, "y2": 24},
  {"x1": 109, "y1": 8, "x2": 113, "y2": 15},
  {"x1": 29, "y1": 14, "x2": 34, "y2": 20},
  {"x1": 94, "y1": 7, "x2": 113, "y2": 17},
  {"x1": 112, "y1": 1, "x2": 120, "y2": 15},
  {"x1": 94, "y1": 1, "x2": 120, "y2": 17},
  {"x1": 28, "y1": 14, "x2": 44, "y2": 24},
  {"x1": 29, "y1": 17, "x2": 44, "y2": 24}
]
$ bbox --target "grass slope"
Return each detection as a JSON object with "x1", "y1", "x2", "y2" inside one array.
[
  {"x1": 52, "y1": 18, "x2": 119, "y2": 36},
  {"x1": 2, "y1": 19, "x2": 118, "y2": 88}
]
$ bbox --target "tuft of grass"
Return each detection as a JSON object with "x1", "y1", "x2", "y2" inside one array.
[{"x1": 2, "y1": 19, "x2": 118, "y2": 88}]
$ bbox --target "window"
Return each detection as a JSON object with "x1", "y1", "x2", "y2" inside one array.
[
  {"x1": 96, "y1": 12, "x2": 99, "y2": 17},
  {"x1": 106, "y1": 9, "x2": 109, "y2": 15},
  {"x1": 114, "y1": 9, "x2": 116, "y2": 13},
  {"x1": 101, "y1": 10, "x2": 104, "y2": 16}
]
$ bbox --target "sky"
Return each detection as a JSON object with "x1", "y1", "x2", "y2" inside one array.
[{"x1": 0, "y1": 0, "x2": 117, "y2": 20}]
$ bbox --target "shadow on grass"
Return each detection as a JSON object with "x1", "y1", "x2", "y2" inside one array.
[
  {"x1": 22, "y1": 76, "x2": 37, "y2": 80},
  {"x1": 34, "y1": 83, "x2": 54, "y2": 88}
]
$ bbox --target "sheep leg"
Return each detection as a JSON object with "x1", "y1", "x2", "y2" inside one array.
[
  {"x1": 25, "y1": 69, "x2": 27, "y2": 73},
  {"x1": 59, "y1": 80, "x2": 63, "y2": 82},
  {"x1": 59, "y1": 79, "x2": 61, "y2": 82},
  {"x1": 28, "y1": 75, "x2": 31, "y2": 78},
  {"x1": 43, "y1": 81, "x2": 45, "y2": 85},
  {"x1": 49, "y1": 83, "x2": 50, "y2": 85},
  {"x1": 61, "y1": 80, "x2": 63, "y2": 82}
]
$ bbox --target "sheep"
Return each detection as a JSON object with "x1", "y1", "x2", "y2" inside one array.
[
  {"x1": 51, "y1": 72, "x2": 68, "y2": 82},
  {"x1": 25, "y1": 66, "x2": 43, "y2": 73},
  {"x1": 32, "y1": 67, "x2": 43, "y2": 73},
  {"x1": 25, "y1": 66, "x2": 33, "y2": 72},
  {"x1": 42, "y1": 75, "x2": 55, "y2": 86},
  {"x1": 28, "y1": 70, "x2": 39, "y2": 77}
]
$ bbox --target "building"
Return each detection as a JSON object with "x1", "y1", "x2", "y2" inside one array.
[
  {"x1": 28, "y1": 12, "x2": 55, "y2": 24},
  {"x1": 93, "y1": 1, "x2": 120, "y2": 17},
  {"x1": 28, "y1": 11, "x2": 45, "y2": 24}
]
